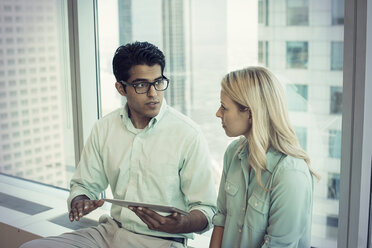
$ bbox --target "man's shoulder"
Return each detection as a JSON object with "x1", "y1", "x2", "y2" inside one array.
[{"x1": 95, "y1": 108, "x2": 122, "y2": 127}]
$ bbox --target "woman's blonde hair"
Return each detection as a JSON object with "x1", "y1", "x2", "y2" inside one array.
[{"x1": 221, "y1": 66, "x2": 319, "y2": 189}]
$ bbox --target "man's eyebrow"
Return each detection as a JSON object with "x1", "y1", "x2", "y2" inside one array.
[{"x1": 131, "y1": 76, "x2": 163, "y2": 83}]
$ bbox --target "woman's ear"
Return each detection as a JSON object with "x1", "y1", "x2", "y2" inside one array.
[
  {"x1": 241, "y1": 107, "x2": 252, "y2": 119},
  {"x1": 248, "y1": 108, "x2": 252, "y2": 119}
]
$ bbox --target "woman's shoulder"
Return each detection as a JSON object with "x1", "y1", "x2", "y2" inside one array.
[
  {"x1": 278, "y1": 155, "x2": 308, "y2": 172},
  {"x1": 272, "y1": 154, "x2": 312, "y2": 184}
]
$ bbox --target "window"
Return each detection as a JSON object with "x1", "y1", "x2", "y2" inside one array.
[
  {"x1": 329, "y1": 130, "x2": 342, "y2": 158},
  {"x1": 330, "y1": 86, "x2": 342, "y2": 114},
  {"x1": 286, "y1": 41, "x2": 308, "y2": 69},
  {"x1": 258, "y1": 41, "x2": 269, "y2": 67},
  {"x1": 258, "y1": 0, "x2": 268, "y2": 26},
  {"x1": 294, "y1": 126, "x2": 307, "y2": 150},
  {"x1": 287, "y1": 0, "x2": 309, "y2": 26},
  {"x1": 331, "y1": 41, "x2": 343, "y2": 70},
  {"x1": 286, "y1": 84, "x2": 308, "y2": 111},
  {"x1": 332, "y1": 0, "x2": 344, "y2": 25},
  {"x1": 328, "y1": 173, "x2": 340, "y2": 200},
  {"x1": 0, "y1": 0, "x2": 75, "y2": 188},
  {"x1": 97, "y1": 1, "x2": 344, "y2": 246}
]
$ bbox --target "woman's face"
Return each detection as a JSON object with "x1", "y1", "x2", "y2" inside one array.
[{"x1": 216, "y1": 90, "x2": 252, "y2": 138}]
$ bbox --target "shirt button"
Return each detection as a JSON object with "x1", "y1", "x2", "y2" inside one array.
[
  {"x1": 265, "y1": 239, "x2": 269, "y2": 244},
  {"x1": 239, "y1": 229, "x2": 242, "y2": 232},
  {"x1": 254, "y1": 202, "x2": 258, "y2": 207},
  {"x1": 227, "y1": 186, "x2": 230, "y2": 190},
  {"x1": 242, "y1": 207, "x2": 245, "y2": 211}
]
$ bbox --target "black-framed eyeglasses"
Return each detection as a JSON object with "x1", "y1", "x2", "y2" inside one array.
[{"x1": 120, "y1": 76, "x2": 170, "y2": 94}]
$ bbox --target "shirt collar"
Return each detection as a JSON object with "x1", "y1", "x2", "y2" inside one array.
[
  {"x1": 119, "y1": 99, "x2": 167, "y2": 130},
  {"x1": 238, "y1": 140, "x2": 248, "y2": 160},
  {"x1": 238, "y1": 142, "x2": 284, "y2": 173},
  {"x1": 265, "y1": 147, "x2": 284, "y2": 173},
  {"x1": 149, "y1": 98, "x2": 167, "y2": 128}
]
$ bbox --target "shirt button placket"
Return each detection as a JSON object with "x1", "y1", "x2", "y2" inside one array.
[{"x1": 128, "y1": 135, "x2": 141, "y2": 199}]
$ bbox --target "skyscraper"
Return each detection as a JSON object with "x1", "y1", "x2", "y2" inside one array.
[
  {"x1": 117, "y1": 0, "x2": 191, "y2": 115},
  {"x1": 258, "y1": 0, "x2": 344, "y2": 245},
  {"x1": 0, "y1": 0, "x2": 70, "y2": 187}
]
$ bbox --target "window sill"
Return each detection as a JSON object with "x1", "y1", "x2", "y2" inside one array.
[{"x1": 0, "y1": 174, "x2": 211, "y2": 248}]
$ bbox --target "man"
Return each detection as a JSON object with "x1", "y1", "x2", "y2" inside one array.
[{"x1": 21, "y1": 41, "x2": 217, "y2": 248}]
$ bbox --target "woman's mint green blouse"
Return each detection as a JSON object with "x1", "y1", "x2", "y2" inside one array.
[{"x1": 213, "y1": 139, "x2": 313, "y2": 248}]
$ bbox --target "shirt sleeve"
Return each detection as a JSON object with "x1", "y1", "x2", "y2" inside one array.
[
  {"x1": 67, "y1": 122, "x2": 109, "y2": 210},
  {"x1": 179, "y1": 131, "x2": 217, "y2": 233},
  {"x1": 261, "y1": 163, "x2": 313, "y2": 248},
  {"x1": 212, "y1": 150, "x2": 229, "y2": 227}
]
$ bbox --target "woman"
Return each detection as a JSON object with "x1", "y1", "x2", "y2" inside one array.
[{"x1": 209, "y1": 67, "x2": 318, "y2": 248}]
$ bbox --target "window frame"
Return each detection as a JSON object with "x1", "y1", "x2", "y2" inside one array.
[
  {"x1": 67, "y1": 0, "x2": 101, "y2": 164},
  {"x1": 338, "y1": 0, "x2": 372, "y2": 247}
]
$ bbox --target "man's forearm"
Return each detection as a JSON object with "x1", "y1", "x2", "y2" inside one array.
[{"x1": 178, "y1": 209, "x2": 208, "y2": 233}]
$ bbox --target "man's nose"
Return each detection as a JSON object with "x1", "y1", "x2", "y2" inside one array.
[{"x1": 147, "y1": 85, "x2": 157, "y2": 96}]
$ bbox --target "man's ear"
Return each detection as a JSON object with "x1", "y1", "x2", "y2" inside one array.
[{"x1": 115, "y1": 82, "x2": 126, "y2": 96}]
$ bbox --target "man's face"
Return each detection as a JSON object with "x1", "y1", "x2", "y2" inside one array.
[{"x1": 116, "y1": 64, "x2": 164, "y2": 125}]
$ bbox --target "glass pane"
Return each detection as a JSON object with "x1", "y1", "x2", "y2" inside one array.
[
  {"x1": 331, "y1": 41, "x2": 344, "y2": 70},
  {"x1": 258, "y1": 0, "x2": 269, "y2": 26},
  {"x1": 327, "y1": 172, "x2": 340, "y2": 200},
  {"x1": 97, "y1": 0, "x2": 344, "y2": 246},
  {"x1": 287, "y1": 0, "x2": 309, "y2": 25},
  {"x1": 330, "y1": 86, "x2": 342, "y2": 114},
  {"x1": 329, "y1": 130, "x2": 342, "y2": 159},
  {"x1": 286, "y1": 84, "x2": 308, "y2": 111},
  {"x1": 0, "y1": 0, "x2": 75, "y2": 188},
  {"x1": 258, "y1": 40, "x2": 269, "y2": 67},
  {"x1": 286, "y1": 41, "x2": 308, "y2": 69},
  {"x1": 294, "y1": 126, "x2": 307, "y2": 151},
  {"x1": 332, "y1": 0, "x2": 345, "y2": 25}
]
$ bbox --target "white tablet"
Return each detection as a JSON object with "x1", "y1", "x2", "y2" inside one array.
[{"x1": 103, "y1": 199, "x2": 190, "y2": 216}]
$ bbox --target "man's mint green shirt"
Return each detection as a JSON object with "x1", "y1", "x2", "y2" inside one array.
[
  {"x1": 213, "y1": 139, "x2": 313, "y2": 248},
  {"x1": 68, "y1": 101, "x2": 217, "y2": 239}
]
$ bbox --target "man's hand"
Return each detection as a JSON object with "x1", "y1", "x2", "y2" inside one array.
[
  {"x1": 69, "y1": 195, "x2": 104, "y2": 222},
  {"x1": 130, "y1": 207, "x2": 207, "y2": 233}
]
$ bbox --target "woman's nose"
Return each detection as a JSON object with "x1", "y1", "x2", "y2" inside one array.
[{"x1": 216, "y1": 107, "x2": 222, "y2": 118}]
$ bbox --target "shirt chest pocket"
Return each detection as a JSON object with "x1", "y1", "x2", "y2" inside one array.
[
  {"x1": 246, "y1": 192, "x2": 269, "y2": 231},
  {"x1": 224, "y1": 181, "x2": 239, "y2": 215}
]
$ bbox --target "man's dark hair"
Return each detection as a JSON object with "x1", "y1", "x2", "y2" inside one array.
[{"x1": 112, "y1": 41, "x2": 166, "y2": 83}]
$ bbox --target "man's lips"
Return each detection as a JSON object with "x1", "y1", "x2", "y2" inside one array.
[{"x1": 145, "y1": 101, "x2": 159, "y2": 105}]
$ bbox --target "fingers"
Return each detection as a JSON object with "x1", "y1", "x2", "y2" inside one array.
[
  {"x1": 129, "y1": 207, "x2": 182, "y2": 233},
  {"x1": 96, "y1": 199, "x2": 104, "y2": 207},
  {"x1": 69, "y1": 199, "x2": 103, "y2": 222},
  {"x1": 141, "y1": 208, "x2": 167, "y2": 223},
  {"x1": 130, "y1": 207, "x2": 163, "y2": 229},
  {"x1": 133, "y1": 208, "x2": 159, "y2": 229}
]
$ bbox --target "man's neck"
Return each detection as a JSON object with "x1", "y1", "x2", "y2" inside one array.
[
  {"x1": 131, "y1": 118, "x2": 150, "y2": 129},
  {"x1": 127, "y1": 108, "x2": 151, "y2": 129}
]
